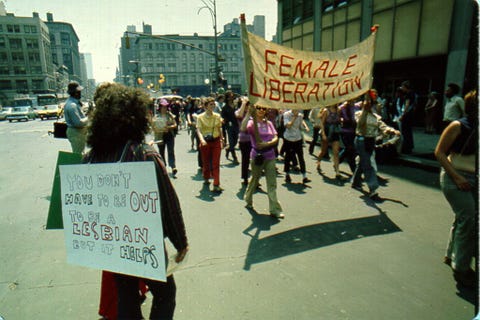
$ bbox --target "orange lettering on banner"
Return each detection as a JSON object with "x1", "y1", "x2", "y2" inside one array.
[
  {"x1": 265, "y1": 50, "x2": 277, "y2": 72},
  {"x1": 313, "y1": 60, "x2": 329, "y2": 78},
  {"x1": 269, "y1": 79, "x2": 281, "y2": 101},
  {"x1": 328, "y1": 60, "x2": 340, "y2": 77},
  {"x1": 249, "y1": 71, "x2": 266, "y2": 98},
  {"x1": 248, "y1": 73, "x2": 365, "y2": 105},
  {"x1": 294, "y1": 83, "x2": 308, "y2": 103},
  {"x1": 282, "y1": 81, "x2": 294, "y2": 103},
  {"x1": 279, "y1": 55, "x2": 294, "y2": 76},
  {"x1": 307, "y1": 84, "x2": 320, "y2": 102},
  {"x1": 293, "y1": 60, "x2": 313, "y2": 78},
  {"x1": 342, "y1": 55, "x2": 357, "y2": 75}
]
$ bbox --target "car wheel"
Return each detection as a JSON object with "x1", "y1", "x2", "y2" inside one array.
[{"x1": 8, "y1": 120, "x2": 12, "y2": 123}]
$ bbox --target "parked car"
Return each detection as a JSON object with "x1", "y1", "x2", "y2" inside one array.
[
  {"x1": 0, "y1": 107, "x2": 13, "y2": 121},
  {"x1": 37, "y1": 105, "x2": 62, "y2": 120},
  {"x1": 6, "y1": 107, "x2": 36, "y2": 122}
]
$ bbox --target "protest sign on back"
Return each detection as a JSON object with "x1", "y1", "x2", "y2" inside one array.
[{"x1": 59, "y1": 161, "x2": 166, "y2": 282}]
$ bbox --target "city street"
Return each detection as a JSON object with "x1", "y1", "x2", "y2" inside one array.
[{"x1": 0, "y1": 118, "x2": 475, "y2": 320}]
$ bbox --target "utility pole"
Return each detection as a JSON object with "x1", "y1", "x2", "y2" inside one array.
[{"x1": 198, "y1": 0, "x2": 220, "y2": 92}]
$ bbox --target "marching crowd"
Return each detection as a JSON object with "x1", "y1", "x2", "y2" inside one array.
[{"x1": 61, "y1": 80, "x2": 476, "y2": 319}]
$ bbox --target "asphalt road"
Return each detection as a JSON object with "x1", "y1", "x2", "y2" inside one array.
[{"x1": 0, "y1": 118, "x2": 476, "y2": 319}]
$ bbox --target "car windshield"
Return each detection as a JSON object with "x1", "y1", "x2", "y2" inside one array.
[
  {"x1": 1, "y1": 107, "x2": 12, "y2": 112},
  {"x1": 46, "y1": 105, "x2": 58, "y2": 110},
  {"x1": 13, "y1": 107, "x2": 29, "y2": 112}
]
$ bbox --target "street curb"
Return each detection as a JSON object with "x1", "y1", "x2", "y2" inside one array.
[{"x1": 395, "y1": 155, "x2": 440, "y2": 173}]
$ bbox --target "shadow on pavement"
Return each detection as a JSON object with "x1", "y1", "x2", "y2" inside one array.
[
  {"x1": 243, "y1": 211, "x2": 402, "y2": 270},
  {"x1": 378, "y1": 163, "x2": 440, "y2": 189},
  {"x1": 195, "y1": 182, "x2": 215, "y2": 202},
  {"x1": 282, "y1": 181, "x2": 309, "y2": 194}
]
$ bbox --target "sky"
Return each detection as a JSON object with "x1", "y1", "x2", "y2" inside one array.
[{"x1": 6, "y1": 0, "x2": 278, "y2": 83}]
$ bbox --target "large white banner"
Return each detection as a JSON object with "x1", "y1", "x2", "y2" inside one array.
[
  {"x1": 59, "y1": 162, "x2": 166, "y2": 281},
  {"x1": 241, "y1": 18, "x2": 376, "y2": 110}
]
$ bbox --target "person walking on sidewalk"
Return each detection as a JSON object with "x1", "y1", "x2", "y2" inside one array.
[
  {"x1": 352, "y1": 92, "x2": 400, "y2": 200},
  {"x1": 435, "y1": 90, "x2": 477, "y2": 288},
  {"x1": 221, "y1": 91, "x2": 239, "y2": 163},
  {"x1": 196, "y1": 97, "x2": 225, "y2": 192},
  {"x1": 308, "y1": 107, "x2": 322, "y2": 155},
  {"x1": 339, "y1": 100, "x2": 359, "y2": 174},
  {"x1": 151, "y1": 98, "x2": 178, "y2": 176},
  {"x1": 241, "y1": 104, "x2": 284, "y2": 219},
  {"x1": 283, "y1": 108, "x2": 311, "y2": 183},
  {"x1": 316, "y1": 104, "x2": 342, "y2": 178},
  {"x1": 236, "y1": 98, "x2": 252, "y2": 185}
]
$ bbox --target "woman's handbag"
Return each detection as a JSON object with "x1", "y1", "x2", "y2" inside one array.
[{"x1": 254, "y1": 151, "x2": 265, "y2": 165}]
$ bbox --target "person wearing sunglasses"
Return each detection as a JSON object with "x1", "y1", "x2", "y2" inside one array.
[{"x1": 240, "y1": 103, "x2": 284, "y2": 219}]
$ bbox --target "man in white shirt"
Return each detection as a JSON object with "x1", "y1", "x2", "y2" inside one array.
[{"x1": 443, "y1": 83, "x2": 465, "y2": 123}]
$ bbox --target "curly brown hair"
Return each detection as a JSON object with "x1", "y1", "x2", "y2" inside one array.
[{"x1": 87, "y1": 83, "x2": 151, "y2": 153}]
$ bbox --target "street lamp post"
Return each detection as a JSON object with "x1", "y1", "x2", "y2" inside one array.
[{"x1": 198, "y1": 0, "x2": 219, "y2": 92}]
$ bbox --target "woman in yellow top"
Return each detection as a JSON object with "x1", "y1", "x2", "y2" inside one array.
[{"x1": 196, "y1": 97, "x2": 225, "y2": 192}]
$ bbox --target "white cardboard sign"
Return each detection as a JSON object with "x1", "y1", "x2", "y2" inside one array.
[{"x1": 59, "y1": 161, "x2": 166, "y2": 281}]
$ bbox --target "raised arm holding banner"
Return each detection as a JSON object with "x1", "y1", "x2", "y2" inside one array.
[{"x1": 240, "y1": 14, "x2": 377, "y2": 110}]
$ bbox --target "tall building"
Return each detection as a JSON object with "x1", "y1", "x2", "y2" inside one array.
[
  {"x1": 45, "y1": 12, "x2": 82, "y2": 84},
  {"x1": 277, "y1": 0, "x2": 477, "y2": 121},
  {"x1": 253, "y1": 15, "x2": 266, "y2": 39},
  {"x1": 0, "y1": 11, "x2": 55, "y2": 104},
  {"x1": 116, "y1": 17, "x2": 266, "y2": 96}
]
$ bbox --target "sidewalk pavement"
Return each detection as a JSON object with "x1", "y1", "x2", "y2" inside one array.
[{"x1": 396, "y1": 127, "x2": 441, "y2": 172}]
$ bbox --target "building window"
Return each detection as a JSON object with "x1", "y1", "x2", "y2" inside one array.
[
  {"x1": 9, "y1": 38, "x2": 22, "y2": 49},
  {"x1": 0, "y1": 37, "x2": 5, "y2": 48},
  {"x1": 60, "y1": 32, "x2": 70, "y2": 46},
  {"x1": 30, "y1": 26, "x2": 37, "y2": 33},
  {"x1": 31, "y1": 66, "x2": 43, "y2": 74},
  {"x1": 28, "y1": 52, "x2": 41, "y2": 63},
  {"x1": 32, "y1": 80, "x2": 44, "y2": 90},
  {"x1": 16, "y1": 80, "x2": 28, "y2": 91},
  {"x1": 190, "y1": 63, "x2": 196, "y2": 72},
  {"x1": 11, "y1": 52, "x2": 25, "y2": 62},
  {"x1": 26, "y1": 39, "x2": 39, "y2": 49},
  {"x1": 14, "y1": 67, "x2": 27, "y2": 75},
  {"x1": 0, "y1": 66, "x2": 9, "y2": 75},
  {"x1": 0, "y1": 25, "x2": 3, "y2": 32},
  {"x1": 7, "y1": 24, "x2": 13, "y2": 33},
  {"x1": 0, "y1": 80, "x2": 11, "y2": 89},
  {"x1": 182, "y1": 63, "x2": 187, "y2": 72}
]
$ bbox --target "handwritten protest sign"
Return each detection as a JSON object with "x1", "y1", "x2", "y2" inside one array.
[
  {"x1": 240, "y1": 14, "x2": 376, "y2": 110},
  {"x1": 59, "y1": 162, "x2": 166, "y2": 282}
]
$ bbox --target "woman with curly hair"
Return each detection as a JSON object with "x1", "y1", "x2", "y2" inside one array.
[{"x1": 86, "y1": 83, "x2": 189, "y2": 320}]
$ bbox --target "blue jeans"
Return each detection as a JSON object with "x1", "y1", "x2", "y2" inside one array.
[
  {"x1": 352, "y1": 136, "x2": 378, "y2": 193},
  {"x1": 440, "y1": 169, "x2": 477, "y2": 272},
  {"x1": 157, "y1": 133, "x2": 176, "y2": 169}
]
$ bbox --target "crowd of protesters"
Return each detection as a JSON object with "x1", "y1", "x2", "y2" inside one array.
[{"x1": 63, "y1": 80, "x2": 475, "y2": 318}]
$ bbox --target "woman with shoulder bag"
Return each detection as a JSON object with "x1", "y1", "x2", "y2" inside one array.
[
  {"x1": 196, "y1": 97, "x2": 225, "y2": 192},
  {"x1": 435, "y1": 90, "x2": 478, "y2": 288},
  {"x1": 240, "y1": 103, "x2": 284, "y2": 219}
]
